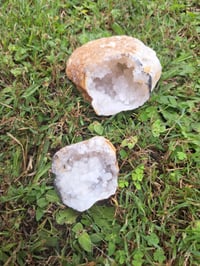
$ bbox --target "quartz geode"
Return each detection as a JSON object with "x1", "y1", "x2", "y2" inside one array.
[
  {"x1": 66, "y1": 35, "x2": 162, "y2": 116},
  {"x1": 52, "y1": 137, "x2": 119, "y2": 212}
]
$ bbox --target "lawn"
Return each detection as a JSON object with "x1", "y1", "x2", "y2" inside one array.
[{"x1": 0, "y1": 0, "x2": 200, "y2": 265}]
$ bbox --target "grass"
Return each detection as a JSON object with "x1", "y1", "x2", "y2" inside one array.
[{"x1": 0, "y1": 0, "x2": 200, "y2": 265}]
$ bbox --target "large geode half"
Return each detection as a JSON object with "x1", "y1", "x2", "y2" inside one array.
[{"x1": 66, "y1": 35, "x2": 162, "y2": 116}]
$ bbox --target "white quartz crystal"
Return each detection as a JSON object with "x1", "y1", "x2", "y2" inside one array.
[
  {"x1": 86, "y1": 55, "x2": 158, "y2": 116},
  {"x1": 52, "y1": 137, "x2": 119, "y2": 212}
]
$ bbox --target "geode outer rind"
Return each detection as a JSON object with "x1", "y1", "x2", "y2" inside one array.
[{"x1": 52, "y1": 137, "x2": 119, "y2": 212}]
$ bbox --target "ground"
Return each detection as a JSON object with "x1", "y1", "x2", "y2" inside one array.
[{"x1": 0, "y1": 0, "x2": 200, "y2": 265}]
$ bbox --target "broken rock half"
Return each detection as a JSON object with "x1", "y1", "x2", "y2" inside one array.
[
  {"x1": 66, "y1": 35, "x2": 162, "y2": 116},
  {"x1": 52, "y1": 136, "x2": 119, "y2": 212}
]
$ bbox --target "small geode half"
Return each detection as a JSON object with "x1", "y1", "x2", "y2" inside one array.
[
  {"x1": 66, "y1": 35, "x2": 162, "y2": 116},
  {"x1": 52, "y1": 136, "x2": 119, "y2": 212}
]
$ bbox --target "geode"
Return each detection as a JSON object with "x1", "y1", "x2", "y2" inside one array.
[
  {"x1": 52, "y1": 137, "x2": 119, "y2": 212},
  {"x1": 66, "y1": 35, "x2": 162, "y2": 116}
]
